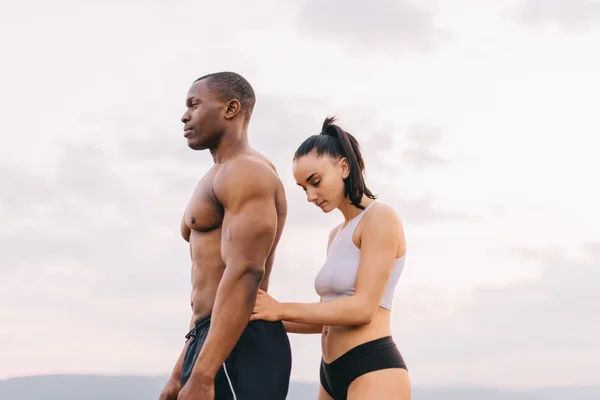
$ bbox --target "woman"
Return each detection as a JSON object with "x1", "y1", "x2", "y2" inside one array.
[{"x1": 251, "y1": 117, "x2": 410, "y2": 400}]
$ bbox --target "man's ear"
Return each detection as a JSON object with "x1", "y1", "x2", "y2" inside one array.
[{"x1": 224, "y1": 99, "x2": 242, "y2": 119}]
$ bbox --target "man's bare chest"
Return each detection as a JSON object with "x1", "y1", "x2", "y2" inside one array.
[{"x1": 183, "y1": 174, "x2": 223, "y2": 233}]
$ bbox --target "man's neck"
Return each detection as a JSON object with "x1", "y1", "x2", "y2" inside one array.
[{"x1": 210, "y1": 127, "x2": 250, "y2": 164}]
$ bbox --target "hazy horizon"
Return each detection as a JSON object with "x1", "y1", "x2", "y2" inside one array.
[{"x1": 2, "y1": 375, "x2": 600, "y2": 400}]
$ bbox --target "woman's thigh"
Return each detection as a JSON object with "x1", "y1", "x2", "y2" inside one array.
[
  {"x1": 318, "y1": 384, "x2": 335, "y2": 400},
  {"x1": 347, "y1": 368, "x2": 411, "y2": 400}
]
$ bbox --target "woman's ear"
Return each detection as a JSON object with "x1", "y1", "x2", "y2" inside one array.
[{"x1": 339, "y1": 157, "x2": 350, "y2": 179}]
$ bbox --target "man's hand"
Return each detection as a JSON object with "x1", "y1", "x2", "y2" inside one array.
[
  {"x1": 176, "y1": 377, "x2": 214, "y2": 400},
  {"x1": 158, "y1": 378, "x2": 181, "y2": 400},
  {"x1": 250, "y1": 289, "x2": 283, "y2": 322}
]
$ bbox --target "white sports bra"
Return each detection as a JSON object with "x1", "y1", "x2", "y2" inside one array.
[{"x1": 314, "y1": 202, "x2": 405, "y2": 310}]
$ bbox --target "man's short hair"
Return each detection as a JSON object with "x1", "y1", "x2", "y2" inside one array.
[{"x1": 195, "y1": 72, "x2": 256, "y2": 120}]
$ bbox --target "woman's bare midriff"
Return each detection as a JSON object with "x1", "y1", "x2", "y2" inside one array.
[{"x1": 320, "y1": 306, "x2": 393, "y2": 363}]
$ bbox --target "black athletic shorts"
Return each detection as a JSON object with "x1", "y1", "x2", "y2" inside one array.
[
  {"x1": 180, "y1": 315, "x2": 292, "y2": 400},
  {"x1": 320, "y1": 336, "x2": 407, "y2": 400}
]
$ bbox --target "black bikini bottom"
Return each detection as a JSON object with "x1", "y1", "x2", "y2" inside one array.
[{"x1": 319, "y1": 336, "x2": 407, "y2": 400}]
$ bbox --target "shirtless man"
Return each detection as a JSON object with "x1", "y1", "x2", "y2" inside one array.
[{"x1": 158, "y1": 72, "x2": 291, "y2": 400}]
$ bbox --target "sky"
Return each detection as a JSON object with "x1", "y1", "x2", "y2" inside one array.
[{"x1": 1, "y1": 0, "x2": 599, "y2": 388}]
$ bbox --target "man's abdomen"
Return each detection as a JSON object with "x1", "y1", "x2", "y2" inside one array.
[{"x1": 189, "y1": 230, "x2": 226, "y2": 322}]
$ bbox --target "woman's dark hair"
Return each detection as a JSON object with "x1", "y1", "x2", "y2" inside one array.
[{"x1": 293, "y1": 116, "x2": 377, "y2": 209}]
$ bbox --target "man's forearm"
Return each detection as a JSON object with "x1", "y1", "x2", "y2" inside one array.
[
  {"x1": 191, "y1": 266, "x2": 263, "y2": 380},
  {"x1": 169, "y1": 317, "x2": 195, "y2": 380},
  {"x1": 169, "y1": 345, "x2": 188, "y2": 381}
]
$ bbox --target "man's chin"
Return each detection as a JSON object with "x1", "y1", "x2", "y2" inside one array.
[{"x1": 187, "y1": 140, "x2": 208, "y2": 151}]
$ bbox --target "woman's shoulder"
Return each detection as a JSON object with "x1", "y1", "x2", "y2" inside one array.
[
  {"x1": 361, "y1": 202, "x2": 406, "y2": 252},
  {"x1": 369, "y1": 201, "x2": 401, "y2": 220},
  {"x1": 363, "y1": 201, "x2": 404, "y2": 232}
]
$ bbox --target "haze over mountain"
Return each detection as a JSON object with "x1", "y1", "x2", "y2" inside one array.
[{"x1": 1, "y1": 375, "x2": 599, "y2": 400}]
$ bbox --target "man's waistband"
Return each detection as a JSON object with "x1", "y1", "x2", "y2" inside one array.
[{"x1": 184, "y1": 314, "x2": 212, "y2": 341}]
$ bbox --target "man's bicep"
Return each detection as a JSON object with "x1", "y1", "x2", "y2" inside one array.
[{"x1": 221, "y1": 195, "x2": 278, "y2": 271}]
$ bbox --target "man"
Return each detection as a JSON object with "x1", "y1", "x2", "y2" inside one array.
[{"x1": 159, "y1": 72, "x2": 291, "y2": 400}]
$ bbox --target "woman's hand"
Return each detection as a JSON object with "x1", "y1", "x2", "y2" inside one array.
[{"x1": 250, "y1": 289, "x2": 284, "y2": 322}]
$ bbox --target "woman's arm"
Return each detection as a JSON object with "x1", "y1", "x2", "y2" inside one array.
[
  {"x1": 282, "y1": 321, "x2": 323, "y2": 334},
  {"x1": 283, "y1": 298, "x2": 324, "y2": 334},
  {"x1": 279, "y1": 297, "x2": 373, "y2": 326},
  {"x1": 278, "y1": 205, "x2": 403, "y2": 326}
]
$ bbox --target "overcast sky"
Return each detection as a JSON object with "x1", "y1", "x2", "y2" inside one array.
[{"x1": 1, "y1": 0, "x2": 599, "y2": 388}]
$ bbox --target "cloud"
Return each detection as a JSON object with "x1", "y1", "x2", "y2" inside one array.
[
  {"x1": 402, "y1": 124, "x2": 451, "y2": 170},
  {"x1": 397, "y1": 243, "x2": 600, "y2": 385},
  {"x1": 295, "y1": 0, "x2": 449, "y2": 53},
  {"x1": 0, "y1": 137, "x2": 196, "y2": 351},
  {"x1": 396, "y1": 195, "x2": 476, "y2": 225},
  {"x1": 515, "y1": 0, "x2": 600, "y2": 31},
  {"x1": 395, "y1": 124, "x2": 478, "y2": 225},
  {"x1": 250, "y1": 95, "x2": 329, "y2": 173},
  {"x1": 403, "y1": 148, "x2": 450, "y2": 170},
  {"x1": 0, "y1": 164, "x2": 61, "y2": 225},
  {"x1": 406, "y1": 123, "x2": 443, "y2": 147}
]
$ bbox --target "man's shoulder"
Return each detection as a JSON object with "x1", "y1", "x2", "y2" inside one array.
[
  {"x1": 214, "y1": 155, "x2": 279, "y2": 202},
  {"x1": 216, "y1": 155, "x2": 278, "y2": 184}
]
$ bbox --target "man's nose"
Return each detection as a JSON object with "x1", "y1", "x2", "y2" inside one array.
[{"x1": 181, "y1": 110, "x2": 190, "y2": 123}]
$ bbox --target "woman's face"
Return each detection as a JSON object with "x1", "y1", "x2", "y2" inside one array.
[{"x1": 292, "y1": 151, "x2": 349, "y2": 213}]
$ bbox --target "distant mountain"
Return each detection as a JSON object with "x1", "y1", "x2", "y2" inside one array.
[
  {"x1": 0, "y1": 375, "x2": 164, "y2": 400},
  {"x1": 0, "y1": 375, "x2": 598, "y2": 400},
  {"x1": 412, "y1": 386, "x2": 600, "y2": 400},
  {"x1": 0, "y1": 375, "x2": 317, "y2": 400}
]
